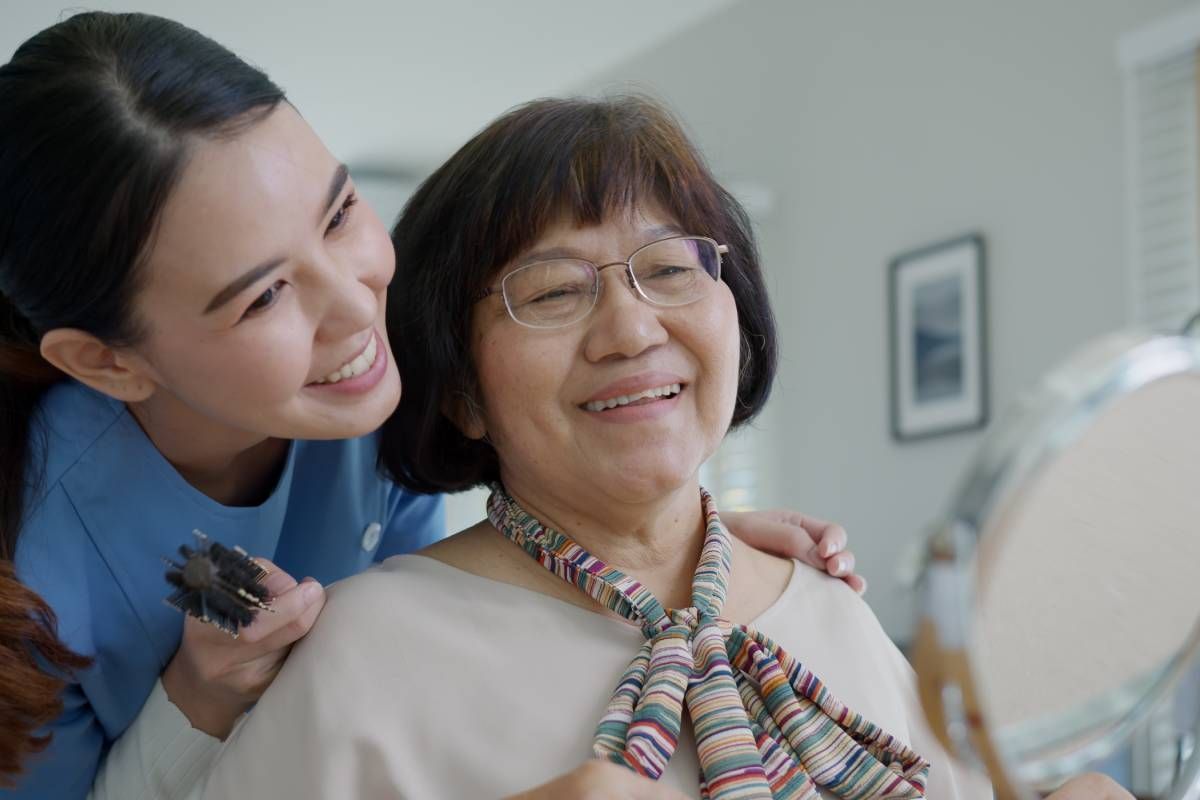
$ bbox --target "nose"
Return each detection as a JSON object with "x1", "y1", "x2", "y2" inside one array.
[
  {"x1": 312, "y1": 249, "x2": 387, "y2": 343},
  {"x1": 354, "y1": 200, "x2": 397, "y2": 291},
  {"x1": 582, "y1": 266, "x2": 669, "y2": 362},
  {"x1": 312, "y1": 201, "x2": 395, "y2": 343}
]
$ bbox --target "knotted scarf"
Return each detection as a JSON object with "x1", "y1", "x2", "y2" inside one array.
[{"x1": 486, "y1": 484, "x2": 930, "y2": 799}]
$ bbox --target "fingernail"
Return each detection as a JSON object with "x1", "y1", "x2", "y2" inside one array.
[
  {"x1": 857, "y1": 579, "x2": 868, "y2": 596},
  {"x1": 834, "y1": 557, "x2": 846, "y2": 575},
  {"x1": 301, "y1": 581, "x2": 323, "y2": 605}
]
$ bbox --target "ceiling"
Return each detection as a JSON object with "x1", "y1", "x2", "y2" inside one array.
[{"x1": 2, "y1": 1, "x2": 735, "y2": 172}]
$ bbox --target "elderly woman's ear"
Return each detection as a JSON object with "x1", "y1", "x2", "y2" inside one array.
[{"x1": 443, "y1": 389, "x2": 489, "y2": 441}]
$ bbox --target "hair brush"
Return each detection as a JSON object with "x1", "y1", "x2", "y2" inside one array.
[{"x1": 163, "y1": 530, "x2": 272, "y2": 637}]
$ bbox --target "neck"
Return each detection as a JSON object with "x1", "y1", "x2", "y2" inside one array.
[
  {"x1": 127, "y1": 393, "x2": 289, "y2": 507},
  {"x1": 501, "y1": 474, "x2": 706, "y2": 610}
]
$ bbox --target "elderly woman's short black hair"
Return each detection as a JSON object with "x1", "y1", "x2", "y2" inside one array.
[{"x1": 380, "y1": 95, "x2": 778, "y2": 494}]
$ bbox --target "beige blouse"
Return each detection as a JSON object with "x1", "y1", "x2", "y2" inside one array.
[{"x1": 200, "y1": 555, "x2": 992, "y2": 799}]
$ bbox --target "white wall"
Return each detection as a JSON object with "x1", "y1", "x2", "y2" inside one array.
[
  {"x1": 0, "y1": 0, "x2": 735, "y2": 168},
  {"x1": 580, "y1": 0, "x2": 1197, "y2": 641}
]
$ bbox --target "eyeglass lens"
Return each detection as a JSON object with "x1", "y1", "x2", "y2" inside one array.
[{"x1": 501, "y1": 237, "x2": 720, "y2": 328}]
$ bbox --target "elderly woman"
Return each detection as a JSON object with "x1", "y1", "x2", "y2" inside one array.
[{"x1": 198, "y1": 96, "x2": 991, "y2": 799}]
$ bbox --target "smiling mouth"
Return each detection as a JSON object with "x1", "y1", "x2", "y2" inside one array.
[
  {"x1": 582, "y1": 383, "x2": 683, "y2": 412},
  {"x1": 311, "y1": 333, "x2": 377, "y2": 386}
]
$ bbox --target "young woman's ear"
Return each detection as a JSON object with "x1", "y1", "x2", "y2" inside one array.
[{"x1": 39, "y1": 328, "x2": 157, "y2": 402}]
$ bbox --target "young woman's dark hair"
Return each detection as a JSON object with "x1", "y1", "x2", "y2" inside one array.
[
  {"x1": 381, "y1": 95, "x2": 778, "y2": 494},
  {"x1": 0, "y1": 10, "x2": 284, "y2": 769}
]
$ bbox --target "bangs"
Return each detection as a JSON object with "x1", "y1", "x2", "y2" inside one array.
[{"x1": 457, "y1": 96, "x2": 726, "y2": 285}]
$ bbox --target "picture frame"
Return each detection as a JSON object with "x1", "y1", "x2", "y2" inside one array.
[{"x1": 888, "y1": 233, "x2": 988, "y2": 442}]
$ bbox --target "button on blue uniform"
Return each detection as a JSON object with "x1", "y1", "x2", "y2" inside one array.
[{"x1": 361, "y1": 521, "x2": 382, "y2": 552}]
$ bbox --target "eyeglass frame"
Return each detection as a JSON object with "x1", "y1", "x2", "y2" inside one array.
[{"x1": 474, "y1": 234, "x2": 729, "y2": 329}]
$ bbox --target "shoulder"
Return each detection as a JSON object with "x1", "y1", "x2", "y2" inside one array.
[
  {"x1": 326, "y1": 553, "x2": 443, "y2": 604},
  {"x1": 255, "y1": 556, "x2": 443, "y2": 724},
  {"x1": 753, "y1": 559, "x2": 923, "y2": 719},
  {"x1": 201, "y1": 558, "x2": 449, "y2": 798},
  {"x1": 13, "y1": 482, "x2": 102, "y2": 655},
  {"x1": 419, "y1": 522, "x2": 503, "y2": 572},
  {"x1": 253, "y1": 555, "x2": 472, "y2": 725},
  {"x1": 420, "y1": 522, "x2": 592, "y2": 609},
  {"x1": 203, "y1": 553, "x2": 544, "y2": 798},
  {"x1": 18, "y1": 382, "x2": 143, "y2": 609},
  {"x1": 26, "y1": 381, "x2": 125, "y2": 510},
  {"x1": 763, "y1": 559, "x2": 896, "y2": 649},
  {"x1": 304, "y1": 555, "x2": 455, "y2": 646},
  {"x1": 752, "y1": 558, "x2": 918, "y2": 705},
  {"x1": 16, "y1": 384, "x2": 156, "y2": 654},
  {"x1": 725, "y1": 536, "x2": 797, "y2": 622}
]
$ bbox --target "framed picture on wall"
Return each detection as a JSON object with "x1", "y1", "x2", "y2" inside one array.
[{"x1": 888, "y1": 233, "x2": 988, "y2": 441}]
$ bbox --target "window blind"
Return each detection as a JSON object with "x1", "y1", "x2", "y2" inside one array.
[{"x1": 1124, "y1": 41, "x2": 1200, "y2": 331}]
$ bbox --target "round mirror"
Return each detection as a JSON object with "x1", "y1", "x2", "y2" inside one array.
[{"x1": 912, "y1": 332, "x2": 1200, "y2": 799}]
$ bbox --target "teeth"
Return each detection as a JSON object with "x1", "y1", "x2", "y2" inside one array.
[
  {"x1": 316, "y1": 335, "x2": 377, "y2": 385},
  {"x1": 585, "y1": 383, "x2": 681, "y2": 412}
]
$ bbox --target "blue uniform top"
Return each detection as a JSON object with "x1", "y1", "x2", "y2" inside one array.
[{"x1": 6, "y1": 380, "x2": 444, "y2": 799}]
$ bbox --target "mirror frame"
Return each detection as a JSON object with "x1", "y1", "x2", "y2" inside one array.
[{"x1": 911, "y1": 332, "x2": 1200, "y2": 799}]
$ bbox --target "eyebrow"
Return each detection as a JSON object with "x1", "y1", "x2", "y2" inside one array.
[
  {"x1": 203, "y1": 256, "x2": 286, "y2": 314},
  {"x1": 517, "y1": 224, "x2": 685, "y2": 265},
  {"x1": 202, "y1": 164, "x2": 351, "y2": 315}
]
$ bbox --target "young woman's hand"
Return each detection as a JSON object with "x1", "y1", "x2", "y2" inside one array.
[
  {"x1": 161, "y1": 559, "x2": 324, "y2": 739},
  {"x1": 722, "y1": 509, "x2": 866, "y2": 594},
  {"x1": 506, "y1": 761, "x2": 689, "y2": 800}
]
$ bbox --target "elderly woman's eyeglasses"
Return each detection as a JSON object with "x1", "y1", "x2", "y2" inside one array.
[{"x1": 477, "y1": 235, "x2": 727, "y2": 329}]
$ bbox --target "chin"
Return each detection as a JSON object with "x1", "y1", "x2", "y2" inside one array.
[{"x1": 302, "y1": 377, "x2": 402, "y2": 441}]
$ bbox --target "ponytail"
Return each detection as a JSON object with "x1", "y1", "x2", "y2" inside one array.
[
  {"x1": 0, "y1": 295, "x2": 81, "y2": 789},
  {"x1": 0, "y1": 293, "x2": 62, "y2": 561},
  {"x1": 0, "y1": 560, "x2": 91, "y2": 786}
]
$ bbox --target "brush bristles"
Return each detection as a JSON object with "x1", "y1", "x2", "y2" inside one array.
[{"x1": 163, "y1": 531, "x2": 272, "y2": 637}]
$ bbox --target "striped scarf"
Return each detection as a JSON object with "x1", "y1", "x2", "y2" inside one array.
[{"x1": 486, "y1": 484, "x2": 930, "y2": 799}]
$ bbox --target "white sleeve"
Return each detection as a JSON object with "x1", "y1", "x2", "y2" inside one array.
[{"x1": 88, "y1": 679, "x2": 228, "y2": 800}]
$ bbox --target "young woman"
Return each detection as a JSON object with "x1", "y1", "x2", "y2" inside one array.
[{"x1": 0, "y1": 13, "x2": 859, "y2": 798}]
